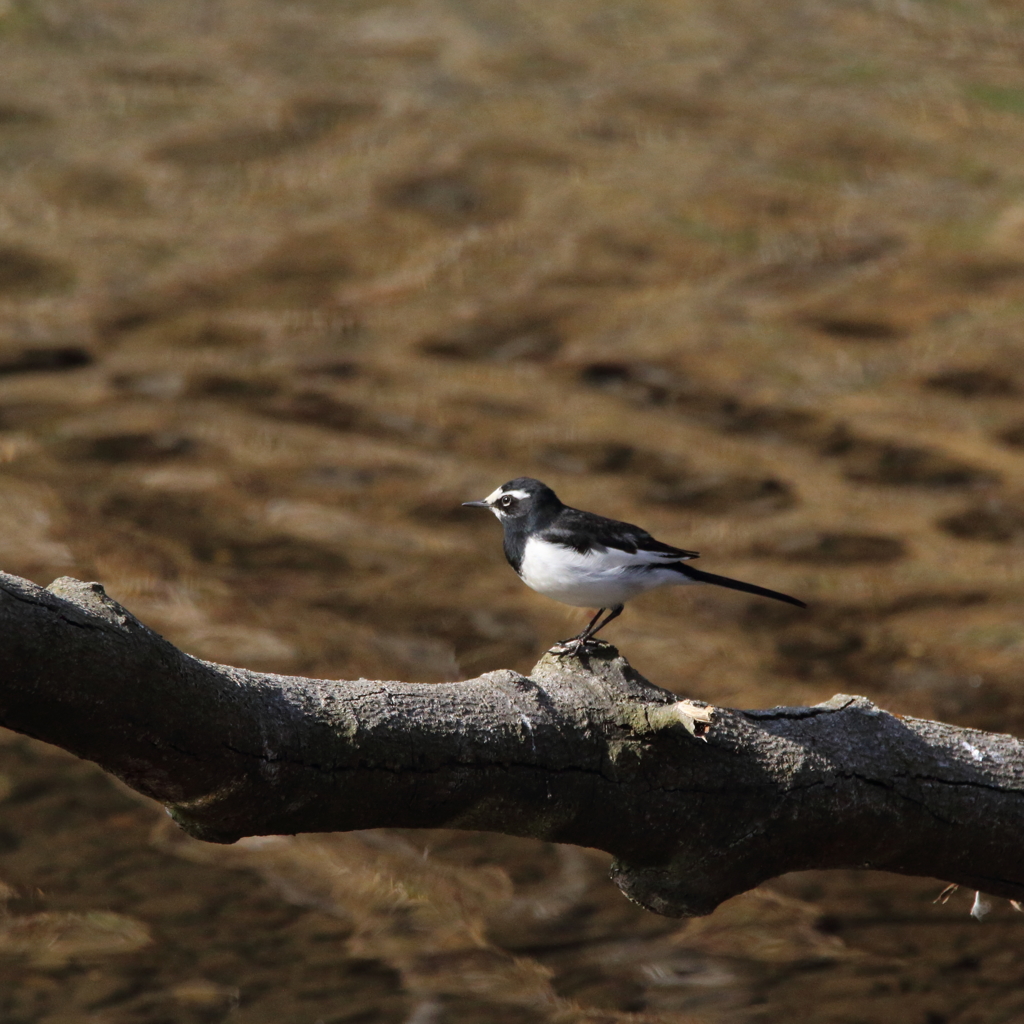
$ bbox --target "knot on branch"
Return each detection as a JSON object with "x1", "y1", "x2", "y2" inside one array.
[
  {"x1": 528, "y1": 641, "x2": 715, "y2": 738},
  {"x1": 47, "y1": 577, "x2": 145, "y2": 630}
]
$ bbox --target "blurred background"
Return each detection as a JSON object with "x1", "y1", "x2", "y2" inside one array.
[{"x1": 2, "y1": 0, "x2": 1024, "y2": 1020}]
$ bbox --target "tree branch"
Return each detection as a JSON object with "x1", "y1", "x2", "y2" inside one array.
[{"x1": 1, "y1": 570, "x2": 1023, "y2": 918}]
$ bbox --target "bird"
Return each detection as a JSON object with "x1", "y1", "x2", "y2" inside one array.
[{"x1": 463, "y1": 476, "x2": 805, "y2": 653}]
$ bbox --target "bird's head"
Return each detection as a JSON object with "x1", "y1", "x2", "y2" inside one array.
[{"x1": 462, "y1": 477, "x2": 560, "y2": 522}]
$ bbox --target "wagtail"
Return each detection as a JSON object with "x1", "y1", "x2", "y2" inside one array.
[{"x1": 464, "y1": 476, "x2": 805, "y2": 653}]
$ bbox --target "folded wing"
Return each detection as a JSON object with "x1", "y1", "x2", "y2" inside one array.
[{"x1": 551, "y1": 508, "x2": 700, "y2": 560}]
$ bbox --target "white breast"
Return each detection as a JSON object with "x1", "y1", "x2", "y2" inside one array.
[{"x1": 518, "y1": 537, "x2": 693, "y2": 608}]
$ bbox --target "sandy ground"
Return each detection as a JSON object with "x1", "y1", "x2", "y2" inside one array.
[{"x1": 3, "y1": 0, "x2": 1024, "y2": 1021}]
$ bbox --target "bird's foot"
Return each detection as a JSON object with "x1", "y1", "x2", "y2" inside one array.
[
  {"x1": 549, "y1": 635, "x2": 612, "y2": 657},
  {"x1": 550, "y1": 637, "x2": 587, "y2": 656}
]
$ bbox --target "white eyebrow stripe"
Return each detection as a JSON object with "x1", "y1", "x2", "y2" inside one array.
[{"x1": 483, "y1": 487, "x2": 531, "y2": 504}]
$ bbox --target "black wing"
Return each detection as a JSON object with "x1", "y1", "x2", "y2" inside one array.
[{"x1": 544, "y1": 507, "x2": 699, "y2": 559}]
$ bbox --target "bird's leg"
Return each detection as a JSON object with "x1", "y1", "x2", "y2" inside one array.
[
  {"x1": 579, "y1": 607, "x2": 606, "y2": 640},
  {"x1": 552, "y1": 605, "x2": 623, "y2": 655},
  {"x1": 585, "y1": 604, "x2": 623, "y2": 641},
  {"x1": 551, "y1": 609, "x2": 605, "y2": 654}
]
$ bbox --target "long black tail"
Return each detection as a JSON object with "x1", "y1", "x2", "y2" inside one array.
[{"x1": 675, "y1": 564, "x2": 806, "y2": 608}]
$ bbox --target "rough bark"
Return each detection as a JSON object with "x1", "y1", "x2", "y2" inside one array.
[{"x1": 1, "y1": 570, "x2": 1022, "y2": 918}]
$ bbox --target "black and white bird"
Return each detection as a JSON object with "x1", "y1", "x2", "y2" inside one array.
[{"x1": 463, "y1": 477, "x2": 805, "y2": 653}]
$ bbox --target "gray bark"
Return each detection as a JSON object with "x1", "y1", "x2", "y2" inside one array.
[{"x1": 1, "y1": 570, "x2": 1022, "y2": 918}]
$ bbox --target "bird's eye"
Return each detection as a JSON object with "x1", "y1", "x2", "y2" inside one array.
[{"x1": 500, "y1": 495, "x2": 513, "y2": 508}]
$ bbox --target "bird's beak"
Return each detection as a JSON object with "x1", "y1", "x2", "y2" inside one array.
[{"x1": 462, "y1": 500, "x2": 490, "y2": 508}]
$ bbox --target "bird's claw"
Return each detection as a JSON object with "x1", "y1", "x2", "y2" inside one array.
[
  {"x1": 549, "y1": 636, "x2": 609, "y2": 657},
  {"x1": 549, "y1": 634, "x2": 589, "y2": 655}
]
